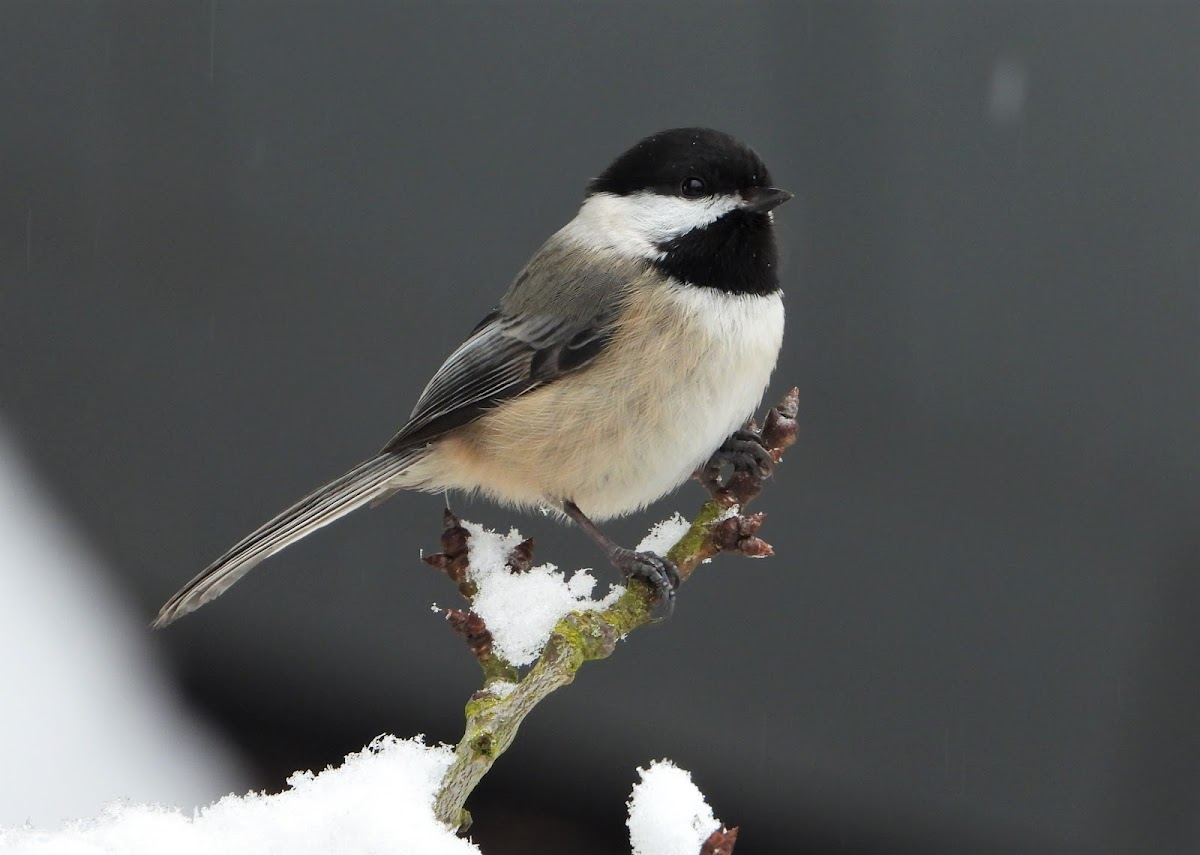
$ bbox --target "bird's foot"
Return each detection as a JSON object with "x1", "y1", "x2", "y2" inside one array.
[
  {"x1": 609, "y1": 547, "x2": 680, "y2": 619},
  {"x1": 697, "y1": 429, "x2": 774, "y2": 499}
]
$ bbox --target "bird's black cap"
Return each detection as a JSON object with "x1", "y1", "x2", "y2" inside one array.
[{"x1": 587, "y1": 128, "x2": 773, "y2": 198}]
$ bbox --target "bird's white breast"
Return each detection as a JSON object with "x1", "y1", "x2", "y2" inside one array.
[{"x1": 613, "y1": 283, "x2": 785, "y2": 513}]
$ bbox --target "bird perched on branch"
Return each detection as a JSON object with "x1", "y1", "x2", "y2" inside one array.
[{"x1": 154, "y1": 127, "x2": 791, "y2": 628}]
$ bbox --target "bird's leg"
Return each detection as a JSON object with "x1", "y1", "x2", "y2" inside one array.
[
  {"x1": 697, "y1": 428, "x2": 774, "y2": 497},
  {"x1": 562, "y1": 500, "x2": 680, "y2": 616}
]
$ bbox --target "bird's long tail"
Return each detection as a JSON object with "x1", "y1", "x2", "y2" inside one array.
[{"x1": 152, "y1": 450, "x2": 422, "y2": 628}]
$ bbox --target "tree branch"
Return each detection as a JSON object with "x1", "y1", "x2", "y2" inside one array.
[{"x1": 431, "y1": 388, "x2": 800, "y2": 831}]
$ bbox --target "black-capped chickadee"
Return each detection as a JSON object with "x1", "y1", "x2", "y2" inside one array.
[{"x1": 153, "y1": 127, "x2": 791, "y2": 628}]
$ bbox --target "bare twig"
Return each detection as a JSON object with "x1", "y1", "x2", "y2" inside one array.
[
  {"x1": 700, "y1": 826, "x2": 740, "y2": 855},
  {"x1": 431, "y1": 389, "x2": 799, "y2": 831}
]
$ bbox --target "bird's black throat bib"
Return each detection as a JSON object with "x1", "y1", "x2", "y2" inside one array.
[{"x1": 653, "y1": 209, "x2": 781, "y2": 296}]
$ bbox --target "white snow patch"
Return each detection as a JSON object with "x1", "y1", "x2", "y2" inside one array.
[
  {"x1": 635, "y1": 513, "x2": 691, "y2": 557},
  {"x1": 0, "y1": 736, "x2": 477, "y2": 855},
  {"x1": 627, "y1": 760, "x2": 721, "y2": 855},
  {"x1": 638, "y1": 508, "x2": 740, "y2": 564},
  {"x1": 487, "y1": 680, "x2": 518, "y2": 699},
  {"x1": 462, "y1": 522, "x2": 623, "y2": 667}
]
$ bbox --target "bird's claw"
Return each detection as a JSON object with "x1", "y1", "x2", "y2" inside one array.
[
  {"x1": 611, "y1": 548, "x2": 680, "y2": 619},
  {"x1": 698, "y1": 429, "x2": 774, "y2": 498}
]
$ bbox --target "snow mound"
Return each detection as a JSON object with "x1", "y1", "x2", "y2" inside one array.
[
  {"x1": 0, "y1": 736, "x2": 476, "y2": 855},
  {"x1": 627, "y1": 760, "x2": 721, "y2": 855}
]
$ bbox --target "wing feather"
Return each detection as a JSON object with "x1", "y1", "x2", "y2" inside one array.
[
  {"x1": 380, "y1": 309, "x2": 615, "y2": 452},
  {"x1": 381, "y1": 236, "x2": 648, "y2": 453}
]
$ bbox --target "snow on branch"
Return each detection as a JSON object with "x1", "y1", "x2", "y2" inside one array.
[{"x1": 628, "y1": 760, "x2": 719, "y2": 855}]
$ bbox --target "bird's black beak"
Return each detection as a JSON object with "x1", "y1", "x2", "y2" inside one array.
[{"x1": 742, "y1": 186, "x2": 794, "y2": 213}]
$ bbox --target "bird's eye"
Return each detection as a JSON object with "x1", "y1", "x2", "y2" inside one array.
[{"x1": 680, "y1": 176, "x2": 707, "y2": 198}]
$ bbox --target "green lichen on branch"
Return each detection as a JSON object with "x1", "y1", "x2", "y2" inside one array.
[
  {"x1": 431, "y1": 388, "x2": 799, "y2": 831},
  {"x1": 669, "y1": 500, "x2": 730, "y2": 574}
]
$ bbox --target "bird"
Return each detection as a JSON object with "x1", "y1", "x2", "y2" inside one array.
[{"x1": 153, "y1": 127, "x2": 791, "y2": 628}]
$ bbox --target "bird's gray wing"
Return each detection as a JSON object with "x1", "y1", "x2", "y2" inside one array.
[
  {"x1": 380, "y1": 306, "x2": 615, "y2": 453},
  {"x1": 382, "y1": 235, "x2": 650, "y2": 453}
]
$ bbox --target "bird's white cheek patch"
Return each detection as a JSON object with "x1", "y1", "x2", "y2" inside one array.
[{"x1": 560, "y1": 192, "x2": 741, "y2": 260}]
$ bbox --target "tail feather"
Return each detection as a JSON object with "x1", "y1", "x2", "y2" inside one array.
[{"x1": 152, "y1": 451, "x2": 420, "y2": 628}]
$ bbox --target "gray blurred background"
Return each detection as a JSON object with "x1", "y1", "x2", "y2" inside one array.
[{"x1": 2, "y1": 1, "x2": 1197, "y2": 852}]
